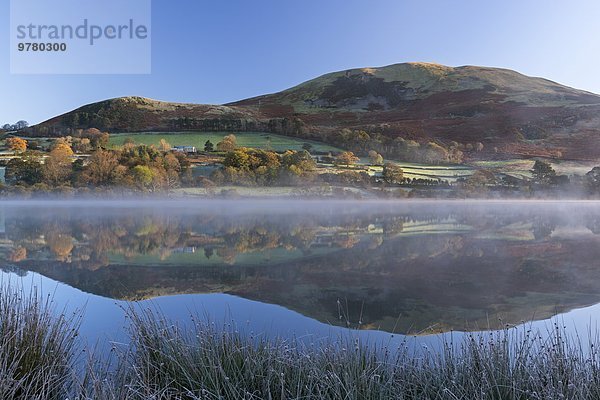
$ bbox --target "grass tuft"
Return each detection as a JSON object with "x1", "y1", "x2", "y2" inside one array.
[
  {"x1": 0, "y1": 282, "x2": 80, "y2": 399},
  {"x1": 4, "y1": 283, "x2": 600, "y2": 399}
]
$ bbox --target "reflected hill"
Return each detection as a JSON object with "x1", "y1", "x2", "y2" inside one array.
[{"x1": 3, "y1": 202, "x2": 600, "y2": 334}]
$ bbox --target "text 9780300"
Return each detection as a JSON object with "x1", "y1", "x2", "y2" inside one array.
[{"x1": 17, "y1": 43, "x2": 67, "y2": 52}]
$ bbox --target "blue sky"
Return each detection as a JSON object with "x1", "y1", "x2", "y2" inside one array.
[{"x1": 2, "y1": 0, "x2": 600, "y2": 124}]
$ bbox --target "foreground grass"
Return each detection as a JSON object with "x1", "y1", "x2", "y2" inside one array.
[
  {"x1": 5, "y1": 286, "x2": 600, "y2": 399},
  {"x1": 0, "y1": 285, "x2": 79, "y2": 399}
]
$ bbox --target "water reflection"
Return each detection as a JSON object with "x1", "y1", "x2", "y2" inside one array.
[{"x1": 2, "y1": 200, "x2": 600, "y2": 334}]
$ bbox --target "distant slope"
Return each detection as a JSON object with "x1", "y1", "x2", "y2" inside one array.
[
  {"x1": 30, "y1": 63, "x2": 600, "y2": 160},
  {"x1": 32, "y1": 96, "x2": 261, "y2": 133}
]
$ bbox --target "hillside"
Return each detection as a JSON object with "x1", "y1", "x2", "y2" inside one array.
[{"x1": 29, "y1": 63, "x2": 600, "y2": 160}]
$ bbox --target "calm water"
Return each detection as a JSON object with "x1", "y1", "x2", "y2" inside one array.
[{"x1": 2, "y1": 199, "x2": 600, "y2": 349}]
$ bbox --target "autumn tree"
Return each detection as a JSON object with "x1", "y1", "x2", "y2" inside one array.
[
  {"x1": 394, "y1": 138, "x2": 421, "y2": 162},
  {"x1": 6, "y1": 137, "x2": 27, "y2": 153},
  {"x1": 448, "y1": 145, "x2": 465, "y2": 164},
  {"x1": 123, "y1": 138, "x2": 136, "y2": 148},
  {"x1": 119, "y1": 145, "x2": 161, "y2": 168},
  {"x1": 280, "y1": 150, "x2": 317, "y2": 184},
  {"x1": 382, "y1": 163, "x2": 404, "y2": 185},
  {"x1": 461, "y1": 170, "x2": 496, "y2": 194},
  {"x1": 216, "y1": 134, "x2": 237, "y2": 152},
  {"x1": 162, "y1": 152, "x2": 181, "y2": 190},
  {"x1": 466, "y1": 170, "x2": 496, "y2": 187},
  {"x1": 80, "y1": 128, "x2": 110, "y2": 149},
  {"x1": 335, "y1": 151, "x2": 360, "y2": 167},
  {"x1": 220, "y1": 148, "x2": 280, "y2": 186},
  {"x1": 215, "y1": 148, "x2": 315, "y2": 186},
  {"x1": 43, "y1": 143, "x2": 74, "y2": 185},
  {"x1": 223, "y1": 149, "x2": 252, "y2": 170},
  {"x1": 281, "y1": 150, "x2": 315, "y2": 172},
  {"x1": 368, "y1": 150, "x2": 384, "y2": 165},
  {"x1": 79, "y1": 149, "x2": 120, "y2": 186},
  {"x1": 159, "y1": 138, "x2": 172, "y2": 152},
  {"x1": 50, "y1": 142, "x2": 74, "y2": 157},
  {"x1": 72, "y1": 138, "x2": 91, "y2": 153},
  {"x1": 132, "y1": 165, "x2": 154, "y2": 189},
  {"x1": 423, "y1": 142, "x2": 449, "y2": 164},
  {"x1": 149, "y1": 167, "x2": 168, "y2": 192}
]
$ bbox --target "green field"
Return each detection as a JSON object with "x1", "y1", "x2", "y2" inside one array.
[
  {"x1": 109, "y1": 132, "x2": 343, "y2": 153},
  {"x1": 320, "y1": 161, "x2": 475, "y2": 182},
  {"x1": 396, "y1": 162, "x2": 474, "y2": 181},
  {"x1": 472, "y1": 159, "x2": 599, "y2": 179}
]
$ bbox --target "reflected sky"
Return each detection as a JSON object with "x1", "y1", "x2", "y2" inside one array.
[{"x1": 2, "y1": 199, "x2": 600, "y2": 347}]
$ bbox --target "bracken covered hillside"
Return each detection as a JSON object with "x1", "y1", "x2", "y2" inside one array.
[{"x1": 30, "y1": 62, "x2": 600, "y2": 160}]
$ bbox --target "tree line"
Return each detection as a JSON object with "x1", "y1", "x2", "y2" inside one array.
[
  {"x1": 4, "y1": 134, "x2": 190, "y2": 194},
  {"x1": 323, "y1": 128, "x2": 485, "y2": 164}
]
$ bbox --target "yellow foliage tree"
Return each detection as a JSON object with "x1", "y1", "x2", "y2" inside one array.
[
  {"x1": 6, "y1": 137, "x2": 27, "y2": 153},
  {"x1": 43, "y1": 143, "x2": 74, "y2": 185},
  {"x1": 216, "y1": 134, "x2": 237, "y2": 152},
  {"x1": 159, "y1": 138, "x2": 172, "y2": 152},
  {"x1": 51, "y1": 142, "x2": 74, "y2": 157}
]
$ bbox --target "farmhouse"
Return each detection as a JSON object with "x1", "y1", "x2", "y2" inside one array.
[{"x1": 172, "y1": 145, "x2": 197, "y2": 154}]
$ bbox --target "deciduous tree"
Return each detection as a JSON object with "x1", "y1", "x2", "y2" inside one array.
[
  {"x1": 5, "y1": 156, "x2": 42, "y2": 185},
  {"x1": 159, "y1": 139, "x2": 171, "y2": 152},
  {"x1": 531, "y1": 160, "x2": 556, "y2": 185},
  {"x1": 132, "y1": 165, "x2": 154, "y2": 189},
  {"x1": 6, "y1": 137, "x2": 27, "y2": 153},
  {"x1": 43, "y1": 143, "x2": 74, "y2": 185},
  {"x1": 368, "y1": 150, "x2": 384, "y2": 166},
  {"x1": 382, "y1": 164, "x2": 404, "y2": 185},
  {"x1": 81, "y1": 128, "x2": 109, "y2": 149},
  {"x1": 335, "y1": 151, "x2": 360, "y2": 167},
  {"x1": 80, "y1": 149, "x2": 120, "y2": 186},
  {"x1": 14, "y1": 120, "x2": 28, "y2": 130},
  {"x1": 216, "y1": 134, "x2": 237, "y2": 152},
  {"x1": 302, "y1": 143, "x2": 313, "y2": 153}
]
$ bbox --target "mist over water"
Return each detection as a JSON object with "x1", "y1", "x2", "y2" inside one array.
[{"x1": 2, "y1": 199, "x2": 600, "y2": 349}]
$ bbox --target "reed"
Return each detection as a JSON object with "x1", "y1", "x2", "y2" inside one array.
[
  {"x1": 3, "y1": 284, "x2": 600, "y2": 399},
  {"x1": 0, "y1": 283, "x2": 80, "y2": 399}
]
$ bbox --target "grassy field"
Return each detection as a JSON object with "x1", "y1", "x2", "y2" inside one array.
[
  {"x1": 472, "y1": 159, "x2": 535, "y2": 179},
  {"x1": 109, "y1": 132, "x2": 343, "y2": 153},
  {"x1": 473, "y1": 159, "x2": 599, "y2": 180},
  {"x1": 321, "y1": 161, "x2": 475, "y2": 182},
  {"x1": 398, "y1": 163, "x2": 474, "y2": 182},
  {"x1": 375, "y1": 161, "x2": 473, "y2": 182},
  {"x1": 552, "y1": 160, "x2": 600, "y2": 176}
]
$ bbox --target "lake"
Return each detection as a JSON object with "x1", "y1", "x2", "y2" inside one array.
[{"x1": 2, "y1": 199, "x2": 600, "y2": 351}]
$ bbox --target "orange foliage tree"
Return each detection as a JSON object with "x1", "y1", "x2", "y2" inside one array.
[{"x1": 6, "y1": 137, "x2": 27, "y2": 153}]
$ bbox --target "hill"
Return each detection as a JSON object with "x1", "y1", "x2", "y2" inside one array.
[{"x1": 29, "y1": 63, "x2": 600, "y2": 160}]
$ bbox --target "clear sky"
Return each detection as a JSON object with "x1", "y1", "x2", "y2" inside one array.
[{"x1": 2, "y1": 0, "x2": 600, "y2": 124}]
